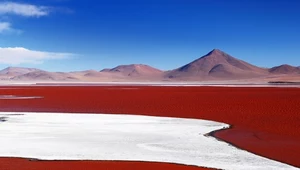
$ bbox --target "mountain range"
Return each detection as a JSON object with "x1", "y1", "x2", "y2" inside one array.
[{"x1": 1, "y1": 49, "x2": 299, "y2": 82}]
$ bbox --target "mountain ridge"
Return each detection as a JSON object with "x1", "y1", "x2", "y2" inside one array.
[{"x1": 0, "y1": 49, "x2": 299, "y2": 82}]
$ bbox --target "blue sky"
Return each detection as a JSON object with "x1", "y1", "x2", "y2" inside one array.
[{"x1": 0, "y1": 0, "x2": 299, "y2": 71}]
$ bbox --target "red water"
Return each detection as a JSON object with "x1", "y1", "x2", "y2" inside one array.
[{"x1": 0, "y1": 86, "x2": 299, "y2": 168}]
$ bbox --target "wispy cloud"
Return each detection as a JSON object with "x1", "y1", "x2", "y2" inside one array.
[
  {"x1": 0, "y1": 2, "x2": 50, "y2": 17},
  {"x1": 0, "y1": 47, "x2": 74, "y2": 65},
  {"x1": 0, "y1": 21, "x2": 10, "y2": 33},
  {"x1": 0, "y1": 21, "x2": 21, "y2": 34},
  {"x1": 0, "y1": 2, "x2": 52, "y2": 34}
]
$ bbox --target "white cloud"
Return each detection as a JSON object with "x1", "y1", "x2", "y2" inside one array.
[
  {"x1": 0, "y1": 2, "x2": 49, "y2": 17},
  {"x1": 0, "y1": 47, "x2": 73, "y2": 65}
]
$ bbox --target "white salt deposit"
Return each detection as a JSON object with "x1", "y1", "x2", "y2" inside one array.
[{"x1": 0, "y1": 112, "x2": 297, "y2": 170}]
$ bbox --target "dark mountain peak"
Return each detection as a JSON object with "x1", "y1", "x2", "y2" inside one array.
[
  {"x1": 187, "y1": 49, "x2": 236, "y2": 66},
  {"x1": 208, "y1": 49, "x2": 223, "y2": 55},
  {"x1": 200, "y1": 49, "x2": 233, "y2": 61}
]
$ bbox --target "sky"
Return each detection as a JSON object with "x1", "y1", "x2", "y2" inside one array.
[{"x1": 0, "y1": 0, "x2": 299, "y2": 72}]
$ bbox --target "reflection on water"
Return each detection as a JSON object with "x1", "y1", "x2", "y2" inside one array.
[{"x1": 0, "y1": 95, "x2": 43, "y2": 100}]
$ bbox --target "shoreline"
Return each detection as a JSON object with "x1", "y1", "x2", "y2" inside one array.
[
  {"x1": 0, "y1": 157, "x2": 216, "y2": 170},
  {"x1": 208, "y1": 126, "x2": 300, "y2": 168}
]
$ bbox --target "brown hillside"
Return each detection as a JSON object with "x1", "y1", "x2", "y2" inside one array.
[
  {"x1": 269, "y1": 64, "x2": 300, "y2": 74},
  {"x1": 101, "y1": 64, "x2": 163, "y2": 77},
  {"x1": 165, "y1": 49, "x2": 268, "y2": 80}
]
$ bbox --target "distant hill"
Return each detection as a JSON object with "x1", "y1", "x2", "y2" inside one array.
[
  {"x1": 0, "y1": 67, "x2": 41, "y2": 76},
  {"x1": 100, "y1": 64, "x2": 163, "y2": 78},
  {"x1": 269, "y1": 64, "x2": 300, "y2": 74},
  {"x1": 12, "y1": 71, "x2": 78, "y2": 81},
  {"x1": 165, "y1": 49, "x2": 268, "y2": 80}
]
